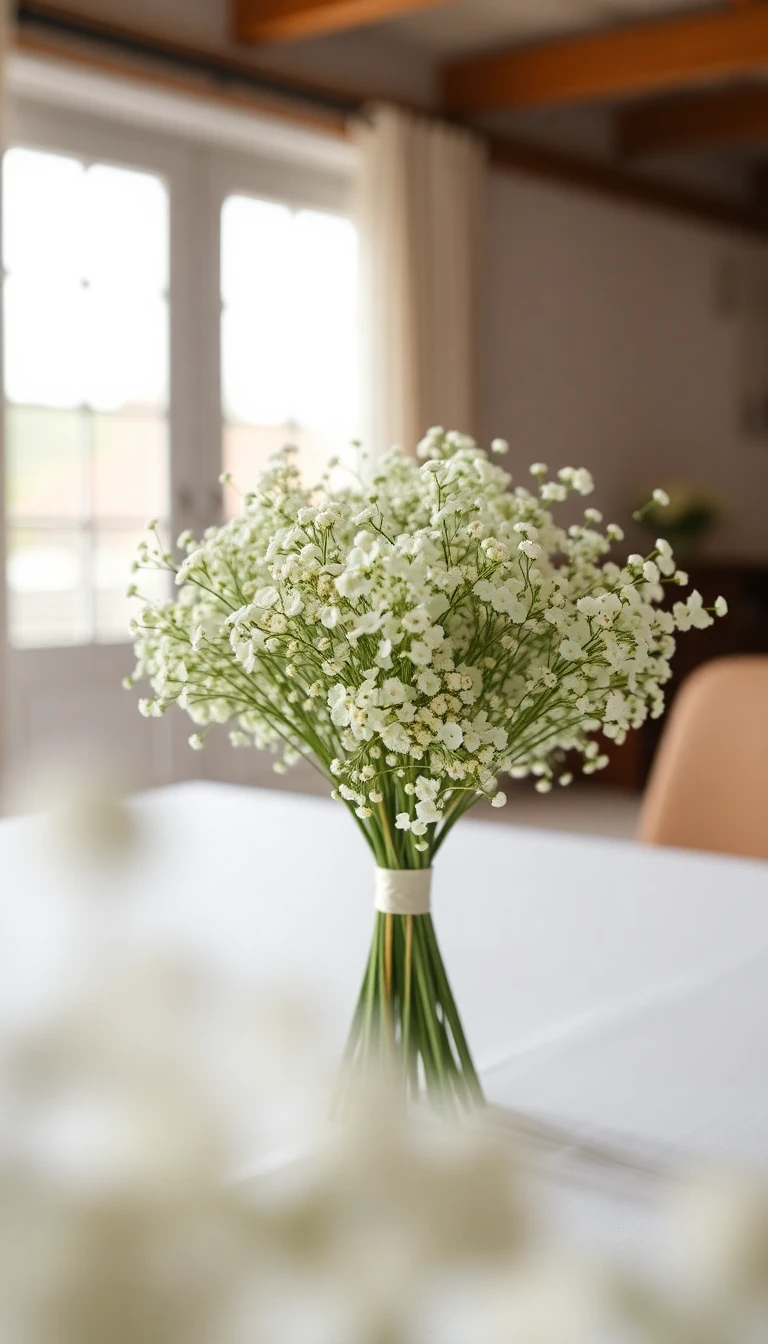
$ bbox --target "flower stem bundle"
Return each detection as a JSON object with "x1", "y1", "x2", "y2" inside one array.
[{"x1": 343, "y1": 911, "x2": 484, "y2": 1110}]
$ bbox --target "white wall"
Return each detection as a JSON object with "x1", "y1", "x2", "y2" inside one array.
[{"x1": 479, "y1": 169, "x2": 768, "y2": 560}]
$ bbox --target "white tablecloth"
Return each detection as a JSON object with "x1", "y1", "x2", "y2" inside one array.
[{"x1": 2, "y1": 780, "x2": 767, "y2": 1179}]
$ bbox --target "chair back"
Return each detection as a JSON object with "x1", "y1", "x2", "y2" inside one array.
[{"x1": 638, "y1": 656, "x2": 768, "y2": 861}]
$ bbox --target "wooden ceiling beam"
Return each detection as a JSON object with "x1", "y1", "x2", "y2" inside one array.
[
  {"x1": 617, "y1": 85, "x2": 768, "y2": 159},
  {"x1": 487, "y1": 133, "x2": 768, "y2": 241},
  {"x1": 233, "y1": 0, "x2": 449, "y2": 45},
  {"x1": 442, "y1": 6, "x2": 768, "y2": 115}
]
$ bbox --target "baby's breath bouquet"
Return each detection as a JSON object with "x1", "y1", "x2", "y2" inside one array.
[{"x1": 129, "y1": 428, "x2": 725, "y2": 1110}]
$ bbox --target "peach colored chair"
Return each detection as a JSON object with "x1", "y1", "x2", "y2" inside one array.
[{"x1": 638, "y1": 656, "x2": 768, "y2": 861}]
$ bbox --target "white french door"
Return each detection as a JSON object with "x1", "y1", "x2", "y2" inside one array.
[
  {"x1": 1, "y1": 105, "x2": 203, "y2": 789},
  {"x1": 1, "y1": 96, "x2": 358, "y2": 794}
]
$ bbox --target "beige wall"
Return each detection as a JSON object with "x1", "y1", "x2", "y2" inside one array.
[{"x1": 479, "y1": 169, "x2": 768, "y2": 561}]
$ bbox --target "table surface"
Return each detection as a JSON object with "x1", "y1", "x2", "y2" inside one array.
[{"x1": 2, "y1": 780, "x2": 767, "y2": 1182}]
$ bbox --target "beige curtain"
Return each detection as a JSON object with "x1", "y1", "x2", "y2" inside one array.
[{"x1": 354, "y1": 102, "x2": 486, "y2": 458}]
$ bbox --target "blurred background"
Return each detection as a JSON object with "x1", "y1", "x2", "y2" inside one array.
[{"x1": 1, "y1": 0, "x2": 767, "y2": 831}]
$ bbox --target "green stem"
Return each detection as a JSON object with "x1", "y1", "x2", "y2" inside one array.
[
  {"x1": 423, "y1": 916, "x2": 485, "y2": 1104},
  {"x1": 341, "y1": 889, "x2": 485, "y2": 1113}
]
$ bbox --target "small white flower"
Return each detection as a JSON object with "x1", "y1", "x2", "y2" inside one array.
[
  {"x1": 349, "y1": 609, "x2": 383, "y2": 642},
  {"x1": 394, "y1": 813, "x2": 411, "y2": 831},
  {"x1": 376, "y1": 638, "x2": 393, "y2": 667},
  {"x1": 540, "y1": 482, "x2": 567, "y2": 502},
  {"x1": 518, "y1": 540, "x2": 542, "y2": 560},
  {"x1": 382, "y1": 721, "x2": 410, "y2": 754},
  {"x1": 643, "y1": 561, "x2": 660, "y2": 584},
  {"x1": 416, "y1": 669, "x2": 441, "y2": 696},
  {"x1": 415, "y1": 798, "x2": 442, "y2": 825},
  {"x1": 413, "y1": 776, "x2": 438, "y2": 802},
  {"x1": 715, "y1": 596, "x2": 728, "y2": 617},
  {"x1": 491, "y1": 791, "x2": 506, "y2": 808},
  {"x1": 559, "y1": 638, "x2": 584, "y2": 661},
  {"x1": 407, "y1": 639, "x2": 433, "y2": 667},
  {"x1": 572, "y1": 468, "x2": 594, "y2": 495},
  {"x1": 252, "y1": 586, "x2": 279, "y2": 609},
  {"x1": 652, "y1": 488, "x2": 670, "y2": 507},
  {"x1": 437, "y1": 721, "x2": 463, "y2": 751}
]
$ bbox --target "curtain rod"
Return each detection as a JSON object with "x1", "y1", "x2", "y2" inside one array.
[{"x1": 14, "y1": 2, "x2": 363, "y2": 120}]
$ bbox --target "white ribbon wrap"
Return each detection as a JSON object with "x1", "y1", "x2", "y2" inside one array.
[{"x1": 374, "y1": 868, "x2": 432, "y2": 916}]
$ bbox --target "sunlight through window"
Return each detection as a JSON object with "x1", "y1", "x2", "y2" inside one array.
[
  {"x1": 2, "y1": 147, "x2": 170, "y2": 647},
  {"x1": 220, "y1": 194, "x2": 358, "y2": 508}
]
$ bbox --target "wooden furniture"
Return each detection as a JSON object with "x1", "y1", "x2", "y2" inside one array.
[{"x1": 638, "y1": 656, "x2": 768, "y2": 859}]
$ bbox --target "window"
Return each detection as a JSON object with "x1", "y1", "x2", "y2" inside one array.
[
  {"x1": 2, "y1": 146, "x2": 170, "y2": 647},
  {"x1": 221, "y1": 193, "x2": 358, "y2": 507},
  {"x1": 2, "y1": 113, "x2": 359, "y2": 651}
]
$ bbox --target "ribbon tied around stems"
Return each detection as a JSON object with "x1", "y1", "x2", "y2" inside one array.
[{"x1": 374, "y1": 868, "x2": 432, "y2": 916}]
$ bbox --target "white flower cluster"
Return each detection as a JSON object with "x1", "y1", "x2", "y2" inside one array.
[{"x1": 128, "y1": 429, "x2": 724, "y2": 867}]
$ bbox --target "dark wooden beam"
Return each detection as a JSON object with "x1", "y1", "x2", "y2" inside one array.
[
  {"x1": 487, "y1": 133, "x2": 768, "y2": 241},
  {"x1": 233, "y1": 0, "x2": 449, "y2": 45},
  {"x1": 443, "y1": 6, "x2": 768, "y2": 115},
  {"x1": 752, "y1": 161, "x2": 768, "y2": 212},
  {"x1": 617, "y1": 85, "x2": 768, "y2": 159}
]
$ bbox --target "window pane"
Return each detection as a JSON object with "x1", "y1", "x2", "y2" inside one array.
[
  {"x1": 2, "y1": 147, "x2": 170, "y2": 650},
  {"x1": 221, "y1": 306, "x2": 291, "y2": 425},
  {"x1": 221, "y1": 196, "x2": 292, "y2": 308},
  {"x1": 94, "y1": 526, "x2": 168, "y2": 643},
  {"x1": 84, "y1": 164, "x2": 168, "y2": 293},
  {"x1": 2, "y1": 148, "x2": 84, "y2": 281},
  {"x1": 84, "y1": 289, "x2": 168, "y2": 412},
  {"x1": 6, "y1": 406, "x2": 86, "y2": 520},
  {"x1": 291, "y1": 210, "x2": 358, "y2": 432},
  {"x1": 92, "y1": 413, "x2": 169, "y2": 520},
  {"x1": 223, "y1": 423, "x2": 336, "y2": 512},
  {"x1": 7, "y1": 527, "x2": 89, "y2": 648},
  {"x1": 4, "y1": 277, "x2": 85, "y2": 408},
  {"x1": 221, "y1": 196, "x2": 294, "y2": 424},
  {"x1": 220, "y1": 196, "x2": 359, "y2": 456}
]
